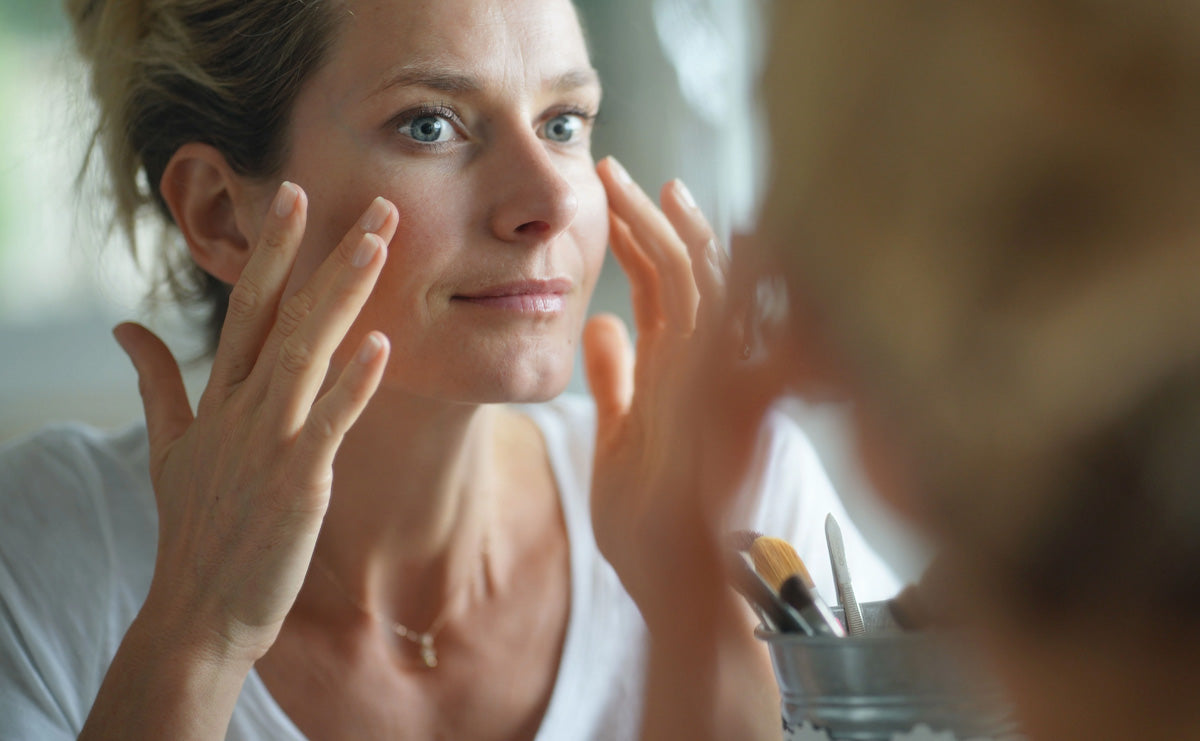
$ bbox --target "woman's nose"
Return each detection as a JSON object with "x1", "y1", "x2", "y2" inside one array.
[{"x1": 487, "y1": 134, "x2": 579, "y2": 244}]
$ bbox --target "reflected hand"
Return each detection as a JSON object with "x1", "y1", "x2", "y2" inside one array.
[
  {"x1": 585, "y1": 158, "x2": 788, "y2": 624},
  {"x1": 113, "y1": 183, "x2": 395, "y2": 663}
]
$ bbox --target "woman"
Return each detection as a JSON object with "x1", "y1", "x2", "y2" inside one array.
[
  {"x1": 646, "y1": 2, "x2": 1200, "y2": 739},
  {"x1": 0, "y1": 0, "x2": 896, "y2": 739},
  {"x1": 759, "y1": 3, "x2": 1200, "y2": 737}
]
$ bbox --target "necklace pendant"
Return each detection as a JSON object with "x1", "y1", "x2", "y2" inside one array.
[{"x1": 418, "y1": 634, "x2": 437, "y2": 668}]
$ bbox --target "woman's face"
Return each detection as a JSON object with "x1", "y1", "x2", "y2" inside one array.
[{"x1": 276, "y1": 0, "x2": 606, "y2": 404}]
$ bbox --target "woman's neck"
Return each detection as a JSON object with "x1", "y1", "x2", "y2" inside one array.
[{"x1": 307, "y1": 386, "x2": 518, "y2": 628}]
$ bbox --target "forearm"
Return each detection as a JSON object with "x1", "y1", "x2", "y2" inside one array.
[
  {"x1": 79, "y1": 607, "x2": 255, "y2": 741},
  {"x1": 639, "y1": 589, "x2": 780, "y2": 741}
]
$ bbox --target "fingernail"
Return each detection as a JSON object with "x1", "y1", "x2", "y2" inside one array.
[
  {"x1": 675, "y1": 179, "x2": 697, "y2": 210},
  {"x1": 352, "y1": 233, "x2": 381, "y2": 268},
  {"x1": 357, "y1": 333, "x2": 385, "y2": 364},
  {"x1": 359, "y1": 197, "x2": 389, "y2": 233},
  {"x1": 111, "y1": 324, "x2": 132, "y2": 354},
  {"x1": 608, "y1": 157, "x2": 632, "y2": 185},
  {"x1": 273, "y1": 181, "x2": 299, "y2": 217}
]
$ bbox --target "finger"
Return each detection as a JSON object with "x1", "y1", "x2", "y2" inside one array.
[
  {"x1": 583, "y1": 314, "x2": 635, "y2": 443},
  {"x1": 608, "y1": 212, "x2": 662, "y2": 334},
  {"x1": 609, "y1": 214, "x2": 672, "y2": 383},
  {"x1": 598, "y1": 157, "x2": 699, "y2": 331},
  {"x1": 290, "y1": 331, "x2": 390, "y2": 487},
  {"x1": 113, "y1": 322, "x2": 195, "y2": 463},
  {"x1": 255, "y1": 196, "x2": 396, "y2": 364},
  {"x1": 660, "y1": 179, "x2": 726, "y2": 325},
  {"x1": 259, "y1": 198, "x2": 397, "y2": 424},
  {"x1": 208, "y1": 181, "x2": 308, "y2": 394}
]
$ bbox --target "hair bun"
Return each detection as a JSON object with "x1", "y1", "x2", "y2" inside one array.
[{"x1": 63, "y1": 0, "x2": 146, "y2": 62}]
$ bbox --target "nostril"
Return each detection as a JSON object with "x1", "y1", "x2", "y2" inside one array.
[{"x1": 516, "y1": 220, "x2": 551, "y2": 235}]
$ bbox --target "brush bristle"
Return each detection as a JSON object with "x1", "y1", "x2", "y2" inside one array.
[{"x1": 749, "y1": 536, "x2": 814, "y2": 592}]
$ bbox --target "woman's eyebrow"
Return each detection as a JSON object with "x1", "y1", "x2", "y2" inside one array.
[
  {"x1": 364, "y1": 64, "x2": 601, "y2": 101},
  {"x1": 549, "y1": 68, "x2": 602, "y2": 94}
]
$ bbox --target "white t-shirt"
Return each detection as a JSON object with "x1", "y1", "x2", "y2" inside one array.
[{"x1": 0, "y1": 394, "x2": 897, "y2": 740}]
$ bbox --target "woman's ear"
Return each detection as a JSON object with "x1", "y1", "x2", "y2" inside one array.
[{"x1": 159, "y1": 143, "x2": 259, "y2": 285}]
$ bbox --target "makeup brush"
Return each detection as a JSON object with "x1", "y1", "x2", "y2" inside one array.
[
  {"x1": 727, "y1": 550, "x2": 805, "y2": 634},
  {"x1": 746, "y1": 536, "x2": 844, "y2": 636},
  {"x1": 748, "y1": 535, "x2": 815, "y2": 593},
  {"x1": 778, "y1": 574, "x2": 846, "y2": 637}
]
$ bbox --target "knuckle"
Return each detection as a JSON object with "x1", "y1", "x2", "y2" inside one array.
[
  {"x1": 275, "y1": 290, "x2": 314, "y2": 337},
  {"x1": 259, "y1": 229, "x2": 289, "y2": 255},
  {"x1": 306, "y1": 412, "x2": 339, "y2": 444},
  {"x1": 335, "y1": 236, "x2": 360, "y2": 268},
  {"x1": 226, "y1": 279, "x2": 263, "y2": 319},
  {"x1": 664, "y1": 248, "x2": 692, "y2": 275},
  {"x1": 276, "y1": 335, "x2": 315, "y2": 377}
]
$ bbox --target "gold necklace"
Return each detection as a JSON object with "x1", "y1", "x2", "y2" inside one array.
[{"x1": 311, "y1": 545, "x2": 488, "y2": 668}]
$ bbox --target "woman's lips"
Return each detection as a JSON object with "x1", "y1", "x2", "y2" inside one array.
[{"x1": 453, "y1": 279, "x2": 571, "y2": 314}]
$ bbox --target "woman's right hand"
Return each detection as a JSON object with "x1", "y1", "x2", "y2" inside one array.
[{"x1": 113, "y1": 182, "x2": 395, "y2": 665}]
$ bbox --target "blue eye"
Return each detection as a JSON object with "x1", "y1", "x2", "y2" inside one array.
[
  {"x1": 543, "y1": 113, "x2": 584, "y2": 143},
  {"x1": 399, "y1": 114, "x2": 455, "y2": 144}
]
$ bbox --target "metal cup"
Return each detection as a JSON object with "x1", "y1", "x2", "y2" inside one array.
[{"x1": 757, "y1": 602, "x2": 1021, "y2": 740}]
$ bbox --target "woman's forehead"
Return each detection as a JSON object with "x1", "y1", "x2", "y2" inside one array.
[{"x1": 330, "y1": 0, "x2": 596, "y2": 98}]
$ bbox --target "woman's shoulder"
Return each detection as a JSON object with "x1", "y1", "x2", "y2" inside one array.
[
  {"x1": 515, "y1": 392, "x2": 597, "y2": 481},
  {"x1": 747, "y1": 406, "x2": 902, "y2": 600},
  {"x1": 514, "y1": 393, "x2": 831, "y2": 507},
  {"x1": 0, "y1": 421, "x2": 157, "y2": 591},
  {"x1": 0, "y1": 423, "x2": 157, "y2": 733},
  {"x1": 0, "y1": 421, "x2": 152, "y2": 514},
  {"x1": 0, "y1": 420, "x2": 149, "y2": 474},
  {"x1": 517, "y1": 392, "x2": 596, "y2": 430}
]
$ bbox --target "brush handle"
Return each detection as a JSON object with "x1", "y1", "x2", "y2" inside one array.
[
  {"x1": 728, "y1": 552, "x2": 805, "y2": 633},
  {"x1": 779, "y1": 575, "x2": 846, "y2": 637}
]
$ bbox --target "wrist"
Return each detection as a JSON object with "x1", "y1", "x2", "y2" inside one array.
[
  {"x1": 138, "y1": 580, "x2": 273, "y2": 670},
  {"x1": 80, "y1": 604, "x2": 258, "y2": 740},
  {"x1": 126, "y1": 605, "x2": 260, "y2": 679},
  {"x1": 637, "y1": 576, "x2": 748, "y2": 641}
]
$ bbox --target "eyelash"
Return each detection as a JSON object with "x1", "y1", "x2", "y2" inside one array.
[
  {"x1": 389, "y1": 103, "x2": 601, "y2": 148},
  {"x1": 390, "y1": 103, "x2": 462, "y2": 149},
  {"x1": 546, "y1": 105, "x2": 599, "y2": 124},
  {"x1": 542, "y1": 105, "x2": 600, "y2": 140}
]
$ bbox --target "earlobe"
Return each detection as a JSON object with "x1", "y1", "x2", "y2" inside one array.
[{"x1": 159, "y1": 143, "x2": 256, "y2": 286}]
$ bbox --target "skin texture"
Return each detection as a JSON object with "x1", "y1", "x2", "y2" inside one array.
[
  {"x1": 276, "y1": 0, "x2": 607, "y2": 404},
  {"x1": 206, "y1": 0, "x2": 609, "y2": 405},
  {"x1": 80, "y1": 1, "x2": 783, "y2": 739}
]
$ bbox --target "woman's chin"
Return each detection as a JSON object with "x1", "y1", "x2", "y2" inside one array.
[
  {"x1": 374, "y1": 354, "x2": 576, "y2": 406},
  {"x1": 478, "y1": 359, "x2": 576, "y2": 404}
]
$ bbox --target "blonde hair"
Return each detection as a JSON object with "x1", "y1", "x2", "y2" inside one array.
[
  {"x1": 761, "y1": 2, "x2": 1200, "y2": 621},
  {"x1": 64, "y1": 0, "x2": 343, "y2": 350}
]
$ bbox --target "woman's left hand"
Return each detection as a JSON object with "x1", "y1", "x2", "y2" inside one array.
[{"x1": 584, "y1": 157, "x2": 788, "y2": 626}]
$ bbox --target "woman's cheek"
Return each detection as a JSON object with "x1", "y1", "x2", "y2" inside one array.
[{"x1": 574, "y1": 170, "x2": 610, "y2": 288}]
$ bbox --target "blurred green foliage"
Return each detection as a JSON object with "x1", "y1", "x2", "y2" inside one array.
[
  {"x1": 0, "y1": 0, "x2": 65, "y2": 35},
  {"x1": 0, "y1": 1, "x2": 66, "y2": 265}
]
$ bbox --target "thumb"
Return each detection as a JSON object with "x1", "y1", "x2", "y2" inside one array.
[
  {"x1": 583, "y1": 313, "x2": 634, "y2": 439},
  {"x1": 113, "y1": 322, "x2": 194, "y2": 459}
]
